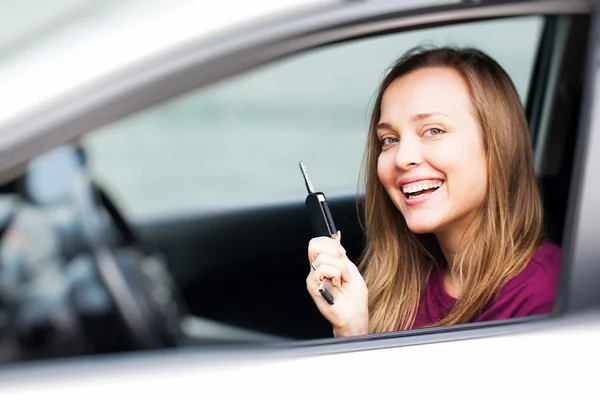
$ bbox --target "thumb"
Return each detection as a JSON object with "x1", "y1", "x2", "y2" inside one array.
[
  {"x1": 335, "y1": 230, "x2": 346, "y2": 256},
  {"x1": 335, "y1": 231, "x2": 361, "y2": 277},
  {"x1": 335, "y1": 230, "x2": 342, "y2": 243}
]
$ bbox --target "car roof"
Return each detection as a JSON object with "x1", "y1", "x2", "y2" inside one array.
[
  {"x1": 0, "y1": 0, "x2": 337, "y2": 127},
  {"x1": 0, "y1": 0, "x2": 458, "y2": 132}
]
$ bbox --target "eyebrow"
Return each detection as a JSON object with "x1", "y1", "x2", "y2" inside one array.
[
  {"x1": 377, "y1": 112, "x2": 450, "y2": 131},
  {"x1": 412, "y1": 112, "x2": 450, "y2": 122},
  {"x1": 376, "y1": 122, "x2": 394, "y2": 131}
]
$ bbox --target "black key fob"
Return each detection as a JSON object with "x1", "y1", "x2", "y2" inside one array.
[
  {"x1": 305, "y1": 192, "x2": 337, "y2": 238},
  {"x1": 299, "y1": 162, "x2": 338, "y2": 305}
]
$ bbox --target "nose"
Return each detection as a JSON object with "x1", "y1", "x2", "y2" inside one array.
[{"x1": 395, "y1": 135, "x2": 423, "y2": 170}]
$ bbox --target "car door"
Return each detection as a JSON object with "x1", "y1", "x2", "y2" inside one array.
[
  {"x1": 74, "y1": 0, "x2": 593, "y2": 341},
  {"x1": 0, "y1": 0, "x2": 598, "y2": 396}
]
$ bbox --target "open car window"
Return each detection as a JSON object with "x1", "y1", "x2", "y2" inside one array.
[
  {"x1": 6, "y1": 6, "x2": 589, "y2": 360},
  {"x1": 0, "y1": 1, "x2": 598, "y2": 397},
  {"x1": 82, "y1": 16, "x2": 543, "y2": 219}
]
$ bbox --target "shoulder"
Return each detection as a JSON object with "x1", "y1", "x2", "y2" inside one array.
[
  {"x1": 505, "y1": 241, "x2": 562, "y2": 296},
  {"x1": 483, "y1": 241, "x2": 562, "y2": 319}
]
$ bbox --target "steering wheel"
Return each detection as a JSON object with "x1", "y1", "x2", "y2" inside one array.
[
  {"x1": 71, "y1": 168, "x2": 189, "y2": 349},
  {"x1": 25, "y1": 145, "x2": 189, "y2": 350}
]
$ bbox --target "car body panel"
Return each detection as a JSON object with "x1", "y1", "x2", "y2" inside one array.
[
  {"x1": 0, "y1": 0, "x2": 338, "y2": 126},
  {"x1": 561, "y1": 0, "x2": 600, "y2": 311},
  {"x1": 0, "y1": 0, "x2": 597, "y2": 396},
  {"x1": 0, "y1": 310, "x2": 598, "y2": 398}
]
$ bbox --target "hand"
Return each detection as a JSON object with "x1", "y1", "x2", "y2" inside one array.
[{"x1": 306, "y1": 231, "x2": 368, "y2": 337}]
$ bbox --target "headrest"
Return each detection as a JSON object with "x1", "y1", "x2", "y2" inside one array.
[{"x1": 25, "y1": 145, "x2": 83, "y2": 206}]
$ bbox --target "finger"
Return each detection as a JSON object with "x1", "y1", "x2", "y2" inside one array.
[
  {"x1": 338, "y1": 252, "x2": 361, "y2": 280},
  {"x1": 314, "y1": 254, "x2": 352, "y2": 283},
  {"x1": 309, "y1": 264, "x2": 343, "y2": 288},
  {"x1": 333, "y1": 231, "x2": 351, "y2": 281},
  {"x1": 313, "y1": 254, "x2": 344, "y2": 270},
  {"x1": 334, "y1": 230, "x2": 346, "y2": 255},
  {"x1": 309, "y1": 236, "x2": 344, "y2": 259},
  {"x1": 306, "y1": 277, "x2": 339, "y2": 306},
  {"x1": 308, "y1": 237, "x2": 345, "y2": 262}
]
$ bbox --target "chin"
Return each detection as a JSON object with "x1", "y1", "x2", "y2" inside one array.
[
  {"x1": 403, "y1": 216, "x2": 442, "y2": 235},
  {"x1": 407, "y1": 227, "x2": 436, "y2": 235}
]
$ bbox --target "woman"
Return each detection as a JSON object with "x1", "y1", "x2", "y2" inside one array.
[{"x1": 306, "y1": 47, "x2": 561, "y2": 337}]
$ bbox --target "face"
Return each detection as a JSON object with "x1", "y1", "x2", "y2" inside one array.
[{"x1": 376, "y1": 67, "x2": 487, "y2": 237}]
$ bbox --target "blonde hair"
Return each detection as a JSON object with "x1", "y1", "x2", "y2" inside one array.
[{"x1": 359, "y1": 47, "x2": 543, "y2": 333}]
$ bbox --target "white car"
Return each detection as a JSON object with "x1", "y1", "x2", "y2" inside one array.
[{"x1": 0, "y1": 0, "x2": 598, "y2": 398}]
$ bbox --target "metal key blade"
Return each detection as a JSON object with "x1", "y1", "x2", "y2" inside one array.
[{"x1": 299, "y1": 161, "x2": 314, "y2": 194}]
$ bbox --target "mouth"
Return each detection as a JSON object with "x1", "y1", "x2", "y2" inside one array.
[{"x1": 401, "y1": 179, "x2": 444, "y2": 200}]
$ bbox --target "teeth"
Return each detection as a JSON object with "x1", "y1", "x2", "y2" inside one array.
[{"x1": 402, "y1": 180, "x2": 443, "y2": 194}]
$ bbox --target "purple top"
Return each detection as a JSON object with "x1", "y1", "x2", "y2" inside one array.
[{"x1": 411, "y1": 241, "x2": 561, "y2": 329}]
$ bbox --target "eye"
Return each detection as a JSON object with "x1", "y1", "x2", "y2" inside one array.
[
  {"x1": 378, "y1": 137, "x2": 398, "y2": 148},
  {"x1": 423, "y1": 127, "x2": 445, "y2": 137}
]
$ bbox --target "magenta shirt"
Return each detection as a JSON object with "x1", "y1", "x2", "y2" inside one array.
[{"x1": 411, "y1": 241, "x2": 561, "y2": 329}]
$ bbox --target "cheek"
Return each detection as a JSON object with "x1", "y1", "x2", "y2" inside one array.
[
  {"x1": 444, "y1": 142, "x2": 487, "y2": 198},
  {"x1": 461, "y1": 140, "x2": 488, "y2": 192},
  {"x1": 427, "y1": 132, "x2": 486, "y2": 175},
  {"x1": 377, "y1": 152, "x2": 395, "y2": 188},
  {"x1": 424, "y1": 145, "x2": 459, "y2": 175}
]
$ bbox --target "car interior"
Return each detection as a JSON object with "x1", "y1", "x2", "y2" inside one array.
[{"x1": 0, "y1": 13, "x2": 590, "y2": 363}]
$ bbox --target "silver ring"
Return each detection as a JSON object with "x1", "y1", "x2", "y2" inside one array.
[{"x1": 311, "y1": 261, "x2": 318, "y2": 271}]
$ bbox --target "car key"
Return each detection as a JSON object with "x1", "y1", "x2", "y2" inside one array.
[{"x1": 299, "y1": 161, "x2": 337, "y2": 305}]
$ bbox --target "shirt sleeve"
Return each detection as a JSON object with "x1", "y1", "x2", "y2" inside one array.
[
  {"x1": 512, "y1": 292, "x2": 555, "y2": 317},
  {"x1": 476, "y1": 270, "x2": 558, "y2": 321}
]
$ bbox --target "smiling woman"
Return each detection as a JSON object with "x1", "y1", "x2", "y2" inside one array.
[
  {"x1": 306, "y1": 47, "x2": 561, "y2": 336},
  {"x1": 377, "y1": 67, "x2": 488, "y2": 235}
]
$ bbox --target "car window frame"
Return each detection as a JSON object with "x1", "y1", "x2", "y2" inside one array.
[
  {"x1": 82, "y1": 14, "x2": 547, "y2": 217},
  {"x1": 560, "y1": 0, "x2": 600, "y2": 313},
  {"x1": 0, "y1": 0, "x2": 595, "y2": 356}
]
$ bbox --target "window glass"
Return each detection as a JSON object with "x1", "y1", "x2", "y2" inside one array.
[{"x1": 83, "y1": 16, "x2": 544, "y2": 218}]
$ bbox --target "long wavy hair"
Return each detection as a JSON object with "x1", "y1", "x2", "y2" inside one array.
[{"x1": 359, "y1": 47, "x2": 543, "y2": 333}]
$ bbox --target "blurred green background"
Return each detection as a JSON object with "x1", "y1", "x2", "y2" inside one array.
[{"x1": 81, "y1": 16, "x2": 543, "y2": 219}]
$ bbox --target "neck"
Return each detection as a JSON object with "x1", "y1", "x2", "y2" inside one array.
[{"x1": 435, "y1": 218, "x2": 479, "y2": 298}]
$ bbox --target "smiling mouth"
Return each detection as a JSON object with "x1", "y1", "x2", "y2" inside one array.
[{"x1": 401, "y1": 180, "x2": 444, "y2": 200}]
